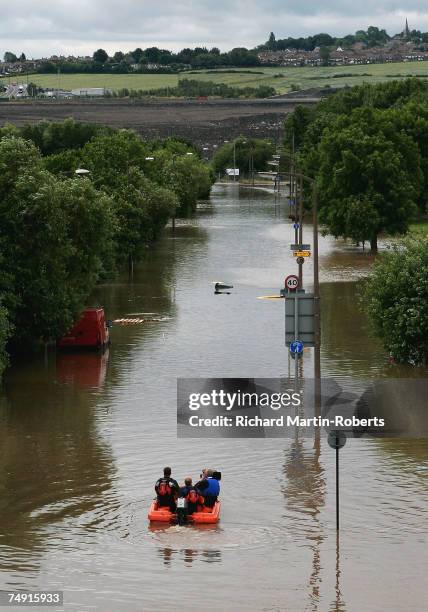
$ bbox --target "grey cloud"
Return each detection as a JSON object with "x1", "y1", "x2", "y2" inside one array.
[{"x1": 0, "y1": 0, "x2": 427, "y2": 56}]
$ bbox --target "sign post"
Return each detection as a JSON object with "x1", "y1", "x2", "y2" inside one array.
[{"x1": 328, "y1": 431, "x2": 347, "y2": 531}]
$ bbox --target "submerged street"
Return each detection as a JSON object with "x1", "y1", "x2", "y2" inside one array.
[{"x1": 0, "y1": 184, "x2": 427, "y2": 611}]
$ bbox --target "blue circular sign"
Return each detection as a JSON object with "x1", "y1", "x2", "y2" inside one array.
[
  {"x1": 290, "y1": 340, "x2": 304, "y2": 354},
  {"x1": 293, "y1": 222, "x2": 300, "y2": 230}
]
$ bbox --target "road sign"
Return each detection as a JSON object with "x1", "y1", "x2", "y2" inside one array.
[
  {"x1": 285, "y1": 293, "x2": 315, "y2": 347},
  {"x1": 293, "y1": 250, "x2": 311, "y2": 258},
  {"x1": 290, "y1": 244, "x2": 310, "y2": 250},
  {"x1": 285, "y1": 275, "x2": 299, "y2": 291},
  {"x1": 293, "y1": 222, "x2": 299, "y2": 230},
  {"x1": 290, "y1": 340, "x2": 304, "y2": 354},
  {"x1": 296, "y1": 256, "x2": 305, "y2": 265}
]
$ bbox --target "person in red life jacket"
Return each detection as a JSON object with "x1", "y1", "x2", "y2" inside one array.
[
  {"x1": 179, "y1": 477, "x2": 201, "y2": 515},
  {"x1": 155, "y1": 466, "x2": 179, "y2": 511},
  {"x1": 195, "y1": 468, "x2": 221, "y2": 508}
]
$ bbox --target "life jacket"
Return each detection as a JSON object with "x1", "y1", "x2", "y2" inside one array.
[
  {"x1": 203, "y1": 477, "x2": 220, "y2": 497},
  {"x1": 157, "y1": 478, "x2": 172, "y2": 496},
  {"x1": 186, "y1": 489, "x2": 199, "y2": 504}
]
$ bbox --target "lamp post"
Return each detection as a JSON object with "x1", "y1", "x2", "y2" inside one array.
[{"x1": 75, "y1": 168, "x2": 91, "y2": 177}]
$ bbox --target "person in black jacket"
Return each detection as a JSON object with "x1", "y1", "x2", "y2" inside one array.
[{"x1": 155, "y1": 467, "x2": 179, "y2": 511}]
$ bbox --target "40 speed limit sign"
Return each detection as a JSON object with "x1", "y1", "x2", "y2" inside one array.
[{"x1": 285, "y1": 274, "x2": 299, "y2": 291}]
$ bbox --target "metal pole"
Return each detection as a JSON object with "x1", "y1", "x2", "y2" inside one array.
[
  {"x1": 233, "y1": 141, "x2": 236, "y2": 183},
  {"x1": 294, "y1": 294, "x2": 299, "y2": 384},
  {"x1": 312, "y1": 184, "x2": 320, "y2": 349},
  {"x1": 298, "y1": 174, "x2": 304, "y2": 288},
  {"x1": 336, "y1": 443, "x2": 339, "y2": 531}
]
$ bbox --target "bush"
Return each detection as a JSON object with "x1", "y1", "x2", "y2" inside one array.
[{"x1": 364, "y1": 236, "x2": 428, "y2": 365}]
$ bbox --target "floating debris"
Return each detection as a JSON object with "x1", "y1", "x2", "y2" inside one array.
[{"x1": 113, "y1": 316, "x2": 172, "y2": 325}]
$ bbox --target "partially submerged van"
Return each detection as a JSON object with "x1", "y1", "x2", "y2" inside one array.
[{"x1": 57, "y1": 308, "x2": 109, "y2": 350}]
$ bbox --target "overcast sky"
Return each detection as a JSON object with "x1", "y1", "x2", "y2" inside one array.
[{"x1": 1, "y1": 1, "x2": 426, "y2": 58}]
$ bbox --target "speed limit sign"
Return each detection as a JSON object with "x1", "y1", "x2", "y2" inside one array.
[{"x1": 285, "y1": 274, "x2": 299, "y2": 291}]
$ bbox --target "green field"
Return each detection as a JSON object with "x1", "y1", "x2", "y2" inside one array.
[
  {"x1": 409, "y1": 219, "x2": 428, "y2": 234},
  {"x1": 3, "y1": 62, "x2": 428, "y2": 94}
]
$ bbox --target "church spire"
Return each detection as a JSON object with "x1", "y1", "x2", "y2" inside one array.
[{"x1": 405, "y1": 18, "x2": 410, "y2": 38}]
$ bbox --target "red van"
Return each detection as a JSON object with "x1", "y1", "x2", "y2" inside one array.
[{"x1": 57, "y1": 308, "x2": 110, "y2": 350}]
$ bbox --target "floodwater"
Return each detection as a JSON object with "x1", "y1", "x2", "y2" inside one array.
[{"x1": 0, "y1": 184, "x2": 427, "y2": 611}]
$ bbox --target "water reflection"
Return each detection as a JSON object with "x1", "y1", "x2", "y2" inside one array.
[
  {"x1": 329, "y1": 533, "x2": 346, "y2": 612},
  {"x1": 56, "y1": 349, "x2": 109, "y2": 389},
  {"x1": 149, "y1": 525, "x2": 222, "y2": 566},
  {"x1": 0, "y1": 360, "x2": 116, "y2": 576},
  {"x1": 282, "y1": 437, "x2": 326, "y2": 611}
]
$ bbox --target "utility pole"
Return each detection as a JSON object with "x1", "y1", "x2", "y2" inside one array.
[{"x1": 233, "y1": 140, "x2": 236, "y2": 183}]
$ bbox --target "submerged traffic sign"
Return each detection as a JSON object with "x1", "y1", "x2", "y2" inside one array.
[
  {"x1": 285, "y1": 274, "x2": 299, "y2": 291},
  {"x1": 290, "y1": 244, "x2": 310, "y2": 250},
  {"x1": 290, "y1": 340, "x2": 304, "y2": 354}
]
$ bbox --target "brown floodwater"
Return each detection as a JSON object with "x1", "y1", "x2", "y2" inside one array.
[{"x1": 0, "y1": 184, "x2": 427, "y2": 611}]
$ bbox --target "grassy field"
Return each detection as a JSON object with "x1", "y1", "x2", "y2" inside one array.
[
  {"x1": 2, "y1": 61, "x2": 428, "y2": 94},
  {"x1": 409, "y1": 219, "x2": 428, "y2": 234}
]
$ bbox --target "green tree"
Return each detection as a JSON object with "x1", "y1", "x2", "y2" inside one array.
[
  {"x1": 80, "y1": 130, "x2": 150, "y2": 189},
  {"x1": 314, "y1": 108, "x2": 423, "y2": 250},
  {"x1": 93, "y1": 48, "x2": 109, "y2": 63},
  {"x1": 212, "y1": 138, "x2": 275, "y2": 176},
  {"x1": 267, "y1": 32, "x2": 276, "y2": 50},
  {"x1": 320, "y1": 46, "x2": 331, "y2": 66},
  {"x1": 0, "y1": 136, "x2": 115, "y2": 345},
  {"x1": 4, "y1": 52, "x2": 18, "y2": 63},
  {"x1": 364, "y1": 236, "x2": 428, "y2": 364},
  {"x1": 112, "y1": 168, "x2": 177, "y2": 265}
]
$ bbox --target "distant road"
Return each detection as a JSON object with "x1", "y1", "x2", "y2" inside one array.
[{"x1": 0, "y1": 97, "x2": 320, "y2": 148}]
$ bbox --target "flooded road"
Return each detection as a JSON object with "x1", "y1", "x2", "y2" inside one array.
[{"x1": 0, "y1": 184, "x2": 427, "y2": 611}]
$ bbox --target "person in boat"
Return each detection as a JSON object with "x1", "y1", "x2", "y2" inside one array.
[
  {"x1": 179, "y1": 477, "x2": 201, "y2": 515},
  {"x1": 195, "y1": 468, "x2": 221, "y2": 508},
  {"x1": 155, "y1": 467, "x2": 179, "y2": 511}
]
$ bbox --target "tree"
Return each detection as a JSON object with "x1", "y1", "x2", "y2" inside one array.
[
  {"x1": 320, "y1": 46, "x2": 331, "y2": 66},
  {"x1": 93, "y1": 48, "x2": 108, "y2": 63},
  {"x1": 315, "y1": 108, "x2": 422, "y2": 251},
  {"x1": 0, "y1": 136, "x2": 115, "y2": 346},
  {"x1": 80, "y1": 130, "x2": 150, "y2": 189},
  {"x1": 4, "y1": 52, "x2": 18, "y2": 63},
  {"x1": 112, "y1": 168, "x2": 177, "y2": 265},
  {"x1": 364, "y1": 236, "x2": 428, "y2": 364},
  {"x1": 131, "y1": 48, "x2": 144, "y2": 63},
  {"x1": 145, "y1": 47, "x2": 161, "y2": 63},
  {"x1": 113, "y1": 51, "x2": 125, "y2": 62},
  {"x1": 267, "y1": 32, "x2": 276, "y2": 50},
  {"x1": 212, "y1": 138, "x2": 275, "y2": 177}
]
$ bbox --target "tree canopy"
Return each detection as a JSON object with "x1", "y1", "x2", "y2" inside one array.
[
  {"x1": 285, "y1": 79, "x2": 428, "y2": 250},
  {"x1": 364, "y1": 236, "x2": 428, "y2": 365}
]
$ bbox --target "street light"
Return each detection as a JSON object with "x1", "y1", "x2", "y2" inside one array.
[{"x1": 75, "y1": 168, "x2": 90, "y2": 177}]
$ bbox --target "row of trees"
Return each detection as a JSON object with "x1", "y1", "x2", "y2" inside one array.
[
  {"x1": 38, "y1": 47, "x2": 261, "y2": 74},
  {"x1": 260, "y1": 26, "x2": 426, "y2": 52},
  {"x1": 0, "y1": 121, "x2": 213, "y2": 376},
  {"x1": 283, "y1": 79, "x2": 428, "y2": 364},
  {"x1": 108, "y1": 79, "x2": 276, "y2": 99},
  {"x1": 284, "y1": 79, "x2": 428, "y2": 251},
  {"x1": 212, "y1": 138, "x2": 276, "y2": 176}
]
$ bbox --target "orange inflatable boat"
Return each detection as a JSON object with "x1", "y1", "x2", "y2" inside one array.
[{"x1": 148, "y1": 500, "x2": 221, "y2": 524}]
